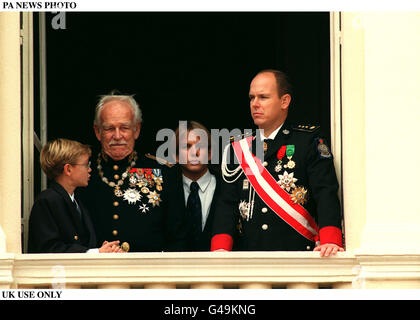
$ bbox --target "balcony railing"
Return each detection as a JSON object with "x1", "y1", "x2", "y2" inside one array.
[{"x1": 1, "y1": 251, "x2": 419, "y2": 289}]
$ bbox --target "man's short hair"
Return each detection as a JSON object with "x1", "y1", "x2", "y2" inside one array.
[
  {"x1": 256, "y1": 69, "x2": 293, "y2": 98},
  {"x1": 40, "y1": 138, "x2": 91, "y2": 181},
  {"x1": 174, "y1": 120, "x2": 212, "y2": 155},
  {"x1": 94, "y1": 91, "x2": 142, "y2": 127}
]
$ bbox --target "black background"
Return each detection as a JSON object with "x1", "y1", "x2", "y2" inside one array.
[{"x1": 42, "y1": 12, "x2": 330, "y2": 156}]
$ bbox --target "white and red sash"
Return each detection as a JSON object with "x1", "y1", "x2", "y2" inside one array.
[{"x1": 232, "y1": 136, "x2": 319, "y2": 242}]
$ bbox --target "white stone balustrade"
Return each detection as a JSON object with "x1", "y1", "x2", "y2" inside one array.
[{"x1": 1, "y1": 251, "x2": 419, "y2": 289}]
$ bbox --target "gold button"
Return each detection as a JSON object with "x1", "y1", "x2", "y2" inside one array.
[
  {"x1": 261, "y1": 224, "x2": 268, "y2": 231},
  {"x1": 306, "y1": 246, "x2": 311, "y2": 250},
  {"x1": 113, "y1": 201, "x2": 119, "y2": 207},
  {"x1": 261, "y1": 207, "x2": 268, "y2": 213},
  {"x1": 74, "y1": 235, "x2": 79, "y2": 240},
  {"x1": 114, "y1": 174, "x2": 120, "y2": 180},
  {"x1": 112, "y1": 230, "x2": 118, "y2": 236},
  {"x1": 113, "y1": 214, "x2": 119, "y2": 220},
  {"x1": 113, "y1": 165, "x2": 119, "y2": 171},
  {"x1": 121, "y1": 242, "x2": 130, "y2": 252},
  {"x1": 263, "y1": 161, "x2": 268, "y2": 167}
]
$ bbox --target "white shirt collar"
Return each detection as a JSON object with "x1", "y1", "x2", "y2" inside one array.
[
  {"x1": 182, "y1": 169, "x2": 212, "y2": 193},
  {"x1": 259, "y1": 123, "x2": 284, "y2": 141}
]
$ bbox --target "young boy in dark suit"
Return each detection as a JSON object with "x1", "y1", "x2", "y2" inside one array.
[
  {"x1": 28, "y1": 138, "x2": 123, "y2": 253},
  {"x1": 171, "y1": 121, "x2": 222, "y2": 251}
]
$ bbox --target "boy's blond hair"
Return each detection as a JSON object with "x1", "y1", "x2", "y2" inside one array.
[{"x1": 40, "y1": 138, "x2": 91, "y2": 181}]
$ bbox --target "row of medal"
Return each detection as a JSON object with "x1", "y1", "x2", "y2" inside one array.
[
  {"x1": 274, "y1": 144, "x2": 295, "y2": 172},
  {"x1": 114, "y1": 168, "x2": 163, "y2": 212},
  {"x1": 274, "y1": 145, "x2": 308, "y2": 206},
  {"x1": 238, "y1": 144, "x2": 307, "y2": 223}
]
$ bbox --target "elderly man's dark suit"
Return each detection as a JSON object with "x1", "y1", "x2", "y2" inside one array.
[
  {"x1": 28, "y1": 181, "x2": 97, "y2": 253},
  {"x1": 78, "y1": 150, "x2": 187, "y2": 252}
]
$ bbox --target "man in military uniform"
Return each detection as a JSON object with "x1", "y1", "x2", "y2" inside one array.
[
  {"x1": 211, "y1": 70, "x2": 344, "y2": 257},
  {"x1": 78, "y1": 93, "x2": 185, "y2": 252}
]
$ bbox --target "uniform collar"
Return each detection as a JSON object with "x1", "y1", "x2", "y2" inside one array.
[
  {"x1": 101, "y1": 150, "x2": 136, "y2": 164},
  {"x1": 258, "y1": 123, "x2": 284, "y2": 141},
  {"x1": 255, "y1": 119, "x2": 292, "y2": 159},
  {"x1": 98, "y1": 150, "x2": 138, "y2": 172}
]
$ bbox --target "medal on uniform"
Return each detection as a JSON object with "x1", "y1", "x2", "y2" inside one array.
[
  {"x1": 138, "y1": 203, "x2": 150, "y2": 213},
  {"x1": 137, "y1": 178, "x2": 147, "y2": 188},
  {"x1": 128, "y1": 168, "x2": 140, "y2": 187},
  {"x1": 123, "y1": 188, "x2": 142, "y2": 204},
  {"x1": 242, "y1": 179, "x2": 249, "y2": 190},
  {"x1": 154, "y1": 176, "x2": 163, "y2": 185},
  {"x1": 275, "y1": 145, "x2": 287, "y2": 172},
  {"x1": 238, "y1": 200, "x2": 251, "y2": 221},
  {"x1": 153, "y1": 169, "x2": 163, "y2": 191},
  {"x1": 277, "y1": 171, "x2": 297, "y2": 192},
  {"x1": 147, "y1": 191, "x2": 161, "y2": 207},
  {"x1": 129, "y1": 174, "x2": 138, "y2": 185},
  {"x1": 291, "y1": 186, "x2": 308, "y2": 205},
  {"x1": 114, "y1": 186, "x2": 123, "y2": 197},
  {"x1": 284, "y1": 145, "x2": 296, "y2": 169},
  {"x1": 141, "y1": 186, "x2": 150, "y2": 194},
  {"x1": 153, "y1": 168, "x2": 162, "y2": 178},
  {"x1": 144, "y1": 168, "x2": 153, "y2": 181}
]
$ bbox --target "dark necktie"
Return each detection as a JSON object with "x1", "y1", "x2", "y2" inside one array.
[
  {"x1": 72, "y1": 198, "x2": 82, "y2": 218},
  {"x1": 263, "y1": 139, "x2": 273, "y2": 154},
  {"x1": 187, "y1": 181, "x2": 202, "y2": 240}
]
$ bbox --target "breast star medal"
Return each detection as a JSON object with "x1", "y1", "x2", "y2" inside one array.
[
  {"x1": 291, "y1": 186, "x2": 308, "y2": 205},
  {"x1": 275, "y1": 145, "x2": 287, "y2": 172},
  {"x1": 277, "y1": 171, "x2": 298, "y2": 192},
  {"x1": 147, "y1": 191, "x2": 161, "y2": 207},
  {"x1": 284, "y1": 145, "x2": 296, "y2": 169},
  {"x1": 123, "y1": 188, "x2": 142, "y2": 204}
]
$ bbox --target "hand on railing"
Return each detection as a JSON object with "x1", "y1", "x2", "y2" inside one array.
[
  {"x1": 313, "y1": 243, "x2": 344, "y2": 257},
  {"x1": 98, "y1": 240, "x2": 125, "y2": 253}
]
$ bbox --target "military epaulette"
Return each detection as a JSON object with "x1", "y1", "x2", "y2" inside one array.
[
  {"x1": 293, "y1": 124, "x2": 320, "y2": 132},
  {"x1": 145, "y1": 153, "x2": 175, "y2": 168}
]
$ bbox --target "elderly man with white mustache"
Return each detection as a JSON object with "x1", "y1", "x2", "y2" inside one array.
[{"x1": 77, "y1": 93, "x2": 186, "y2": 252}]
